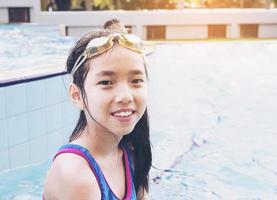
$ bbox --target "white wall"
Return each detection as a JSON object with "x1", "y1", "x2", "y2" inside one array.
[
  {"x1": 66, "y1": 26, "x2": 101, "y2": 37},
  {"x1": 1, "y1": 0, "x2": 277, "y2": 39},
  {"x1": 33, "y1": 9, "x2": 277, "y2": 26},
  {"x1": 0, "y1": 0, "x2": 34, "y2": 7},
  {"x1": 227, "y1": 23, "x2": 240, "y2": 38},
  {"x1": 27, "y1": 9, "x2": 277, "y2": 39},
  {"x1": 0, "y1": 8, "x2": 8, "y2": 23},
  {"x1": 166, "y1": 25, "x2": 207, "y2": 39},
  {"x1": 259, "y1": 24, "x2": 277, "y2": 38}
]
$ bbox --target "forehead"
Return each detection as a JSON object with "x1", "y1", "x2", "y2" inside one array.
[{"x1": 87, "y1": 44, "x2": 145, "y2": 76}]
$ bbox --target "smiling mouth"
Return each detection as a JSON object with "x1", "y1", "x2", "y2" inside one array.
[{"x1": 111, "y1": 110, "x2": 135, "y2": 118}]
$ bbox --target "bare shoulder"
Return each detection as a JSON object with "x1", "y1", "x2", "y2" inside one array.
[{"x1": 43, "y1": 153, "x2": 101, "y2": 200}]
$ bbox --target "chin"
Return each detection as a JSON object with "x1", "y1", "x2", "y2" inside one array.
[{"x1": 115, "y1": 126, "x2": 135, "y2": 137}]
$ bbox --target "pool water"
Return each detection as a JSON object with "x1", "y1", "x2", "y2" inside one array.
[
  {"x1": 1, "y1": 40, "x2": 277, "y2": 199},
  {"x1": 0, "y1": 24, "x2": 74, "y2": 71},
  {"x1": 0, "y1": 162, "x2": 49, "y2": 200},
  {"x1": 147, "y1": 41, "x2": 277, "y2": 199}
]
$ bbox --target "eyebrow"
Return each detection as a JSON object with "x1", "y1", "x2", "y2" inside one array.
[
  {"x1": 96, "y1": 71, "x2": 115, "y2": 77},
  {"x1": 129, "y1": 70, "x2": 144, "y2": 75},
  {"x1": 96, "y1": 69, "x2": 144, "y2": 77}
]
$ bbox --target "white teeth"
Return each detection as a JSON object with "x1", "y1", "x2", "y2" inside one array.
[{"x1": 114, "y1": 111, "x2": 132, "y2": 117}]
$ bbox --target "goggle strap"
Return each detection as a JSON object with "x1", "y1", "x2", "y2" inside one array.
[{"x1": 71, "y1": 53, "x2": 87, "y2": 76}]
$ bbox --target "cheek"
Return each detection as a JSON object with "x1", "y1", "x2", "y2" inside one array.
[
  {"x1": 85, "y1": 89, "x2": 107, "y2": 109},
  {"x1": 136, "y1": 89, "x2": 148, "y2": 108}
]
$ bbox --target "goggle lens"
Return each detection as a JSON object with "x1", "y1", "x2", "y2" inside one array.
[{"x1": 71, "y1": 33, "x2": 144, "y2": 76}]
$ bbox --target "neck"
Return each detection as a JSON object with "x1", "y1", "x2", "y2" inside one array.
[{"x1": 73, "y1": 123, "x2": 122, "y2": 158}]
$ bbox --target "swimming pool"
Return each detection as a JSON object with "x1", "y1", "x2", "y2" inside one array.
[
  {"x1": 1, "y1": 25, "x2": 277, "y2": 199},
  {"x1": 148, "y1": 41, "x2": 277, "y2": 199},
  {"x1": 0, "y1": 24, "x2": 73, "y2": 71},
  {"x1": 0, "y1": 24, "x2": 74, "y2": 85}
]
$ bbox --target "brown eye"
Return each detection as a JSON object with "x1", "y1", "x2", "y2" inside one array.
[
  {"x1": 98, "y1": 80, "x2": 113, "y2": 85},
  {"x1": 132, "y1": 79, "x2": 144, "y2": 84}
]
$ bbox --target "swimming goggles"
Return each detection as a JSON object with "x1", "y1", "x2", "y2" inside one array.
[{"x1": 71, "y1": 33, "x2": 145, "y2": 76}]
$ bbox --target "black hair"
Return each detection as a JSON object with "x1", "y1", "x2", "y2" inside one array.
[
  {"x1": 104, "y1": 19, "x2": 121, "y2": 29},
  {"x1": 103, "y1": 19, "x2": 127, "y2": 34},
  {"x1": 66, "y1": 31, "x2": 152, "y2": 193}
]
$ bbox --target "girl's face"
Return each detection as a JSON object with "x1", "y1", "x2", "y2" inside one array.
[{"x1": 83, "y1": 44, "x2": 147, "y2": 136}]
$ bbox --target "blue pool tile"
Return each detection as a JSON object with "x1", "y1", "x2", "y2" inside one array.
[
  {"x1": 47, "y1": 129, "x2": 64, "y2": 157},
  {"x1": 46, "y1": 104, "x2": 62, "y2": 132},
  {"x1": 61, "y1": 75, "x2": 71, "y2": 100},
  {"x1": 62, "y1": 75, "x2": 71, "y2": 101},
  {"x1": 7, "y1": 113, "x2": 28, "y2": 147},
  {"x1": 61, "y1": 86, "x2": 68, "y2": 101},
  {"x1": 45, "y1": 77, "x2": 63, "y2": 106},
  {"x1": 26, "y1": 80, "x2": 46, "y2": 111},
  {"x1": 62, "y1": 124, "x2": 75, "y2": 143},
  {"x1": 28, "y1": 108, "x2": 47, "y2": 139},
  {"x1": 61, "y1": 101, "x2": 78, "y2": 126},
  {"x1": 0, "y1": 149, "x2": 9, "y2": 170},
  {"x1": 9, "y1": 143, "x2": 29, "y2": 168},
  {"x1": 0, "y1": 88, "x2": 5, "y2": 119},
  {"x1": 5, "y1": 84, "x2": 27, "y2": 117},
  {"x1": 29, "y1": 135, "x2": 48, "y2": 164},
  {"x1": 0, "y1": 119, "x2": 8, "y2": 151},
  {"x1": 62, "y1": 74, "x2": 72, "y2": 86}
]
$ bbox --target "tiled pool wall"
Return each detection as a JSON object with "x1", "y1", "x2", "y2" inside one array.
[{"x1": 0, "y1": 74, "x2": 78, "y2": 171}]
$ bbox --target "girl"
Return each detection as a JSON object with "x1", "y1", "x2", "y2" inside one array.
[{"x1": 43, "y1": 31, "x2": 152, "y2": 200}]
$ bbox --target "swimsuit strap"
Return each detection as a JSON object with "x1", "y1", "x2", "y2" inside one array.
[{"x1": 54, "y1": 143, "x2": 136, "y2": 200}]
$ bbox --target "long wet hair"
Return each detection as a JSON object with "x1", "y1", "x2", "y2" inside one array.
[{"x1": 66, "y1": 31, "x2": 152, "y2": 194}]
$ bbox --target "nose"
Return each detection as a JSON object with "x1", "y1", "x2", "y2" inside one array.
[{"x1": 114, "y1": 84, "x2": 134, "y2": 104}]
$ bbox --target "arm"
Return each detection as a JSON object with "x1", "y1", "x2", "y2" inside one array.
[{"x1": 43, "y1": 153, "x2": 101, "y2": 200}]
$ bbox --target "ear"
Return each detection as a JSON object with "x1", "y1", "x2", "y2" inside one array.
[{"x1": 69, "y1": 83, "x2": 84, "y2": 110}]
